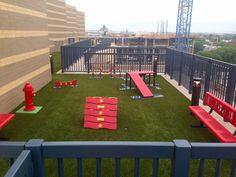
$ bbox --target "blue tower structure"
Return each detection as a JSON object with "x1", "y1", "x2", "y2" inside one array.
[{"x1": 175, "y1": 0, "x2": 193, "y2": 52}]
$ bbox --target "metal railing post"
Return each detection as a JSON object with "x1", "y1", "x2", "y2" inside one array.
[
  {"x1": 61, "y1": 46, "x2": 64, "y2": 73},
  {"x1": 178, "y1": 52, "x2": 183, "y2": 86},
  {"x1": 165, "y1": 48, "x2": 169, "y2": 75},
  {"x1": 225, "y1": 66, "x2": 236, "y2": 104},
  {"x1": 188, "y1": 54, "x2": 195, "y2": 93},
  {"x1": 170, "y1": 49, "x2": 175, "y2": 79},
  {"x1": 25, "y1": 139, "x2": 45, "y2": 177},
  {"x1": 203, "y1": 59, "x2": 212, "y2": 94},
  {"x1": 171, "y1": 140, "x2": 191, "y2": 177}
]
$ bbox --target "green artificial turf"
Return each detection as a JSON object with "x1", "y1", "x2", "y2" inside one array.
[
  {"x1": 1, "y1": 53, "x2": 232, "y2": 177},
  {"x1": 4, "y1": 74, "x2": 217, "y2": 142}
]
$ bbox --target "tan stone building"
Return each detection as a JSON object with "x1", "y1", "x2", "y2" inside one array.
[
  {"x1": 0, "y1": 0, "x2": 85, "y2": 113},
  {"x1": 47, "y1": 0, "x2": 67, "y2": 52}
]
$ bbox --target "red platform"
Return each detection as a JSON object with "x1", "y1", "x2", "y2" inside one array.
[
  {"x1": 84, "y1": 115, "x2": 117, "y2": 123},
  {"x1": 84, "y1": 97, "x2": 118, "y2": 130},
  {"x1": 84, "y1": 109, "x2": 117, "y2": 117},
  {"x1": 86, "y1": 97, "x2": 118, "y2": 105},
  {"x1": 85, "y1": 103, "x2": 118, "y2": 111},
  {"x1": 0, "y1": 114, "x2": 15, "y2": 129},
  {"x1": 84, "y1": 122, "x2": 117, "y2": 129}
]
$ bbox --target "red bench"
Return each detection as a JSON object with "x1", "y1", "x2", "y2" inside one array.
[
  {"x1": 0, "y1": 114, "x2": 15, "y2": 129},
  {"x1": 189, "y1": 92, "x2": 236, "y2": 143},
  {"x1": 0, "y1": 114, "x2": 15, "y2": 140}
]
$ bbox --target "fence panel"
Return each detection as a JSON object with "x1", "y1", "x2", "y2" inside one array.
[
  {"x1": 165, "y1": 48, "x2": 236, "y2": 107},
  {"x1": 208, "y1": 60, "x2": 231, "y2": 101},
  {"x1": 172, "y1": 50, "x2": 181, "y2": 83},
  {"x1": 191, "y1": 142, "x2": 236, "y2": 177},
  {"x1": 61, "y1": 46, "x2": 166, "y2": 73},
  {"x1": 3, "y1": 140, "x2": 236, "y2": 177},
  {"x1": 192, "y1": 55, "x2": 208, "y2": 98},
  {"x1": 180, "y1": 52, "x2": 193, "y2": 90},
  {"x1": 42, "y1": 141, "x2": 178, "y2": 177}
]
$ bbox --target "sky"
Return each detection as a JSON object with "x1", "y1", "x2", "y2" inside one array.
[{"x1": 66, "y1": 0, "x2": 236, "y2": 33}]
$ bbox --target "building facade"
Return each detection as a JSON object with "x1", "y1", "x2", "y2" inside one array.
[{"x1": 0, "y1": 0, "x2": 85, "y2": 113}]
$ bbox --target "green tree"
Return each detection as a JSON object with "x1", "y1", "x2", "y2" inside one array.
[
  {"x1": 197, "y1": 45, "x2": 236, "y2": 64},
  {"x1": 194, "y1": 40, "x2": 204, "y2": 53},
  {"x1": 197, "y1": 51, "x2": 222, "y2": 60}
]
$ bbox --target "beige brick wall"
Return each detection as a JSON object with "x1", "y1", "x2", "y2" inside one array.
[
  {"x1": 0, "y1": 1, "x2": 51, "y2": 113},
  {"x1": 76, "y1": 10, "x2": 86, "y2": 41},
  {"x1": 66, "y1": 5, "x2": 78, "y2": 40},
  {"x1": 0, "y1": 0, "x2": 85, "y2": 113},
  {"x1": 47, "y1": 1, "x2": 86, "y2": 51},
  {"x1": 46, "y1": 0, "x2": 67, "y2": 52}
]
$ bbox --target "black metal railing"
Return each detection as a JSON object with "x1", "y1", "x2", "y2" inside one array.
[
  {"x1": 166, "y1": 48, "x2": 236, "y2": 107},
  {"x1": 61, "y1": 46, "x2": 166, "y2": 73},
  {"x1": 60, "y1": 45, "x2": 236, "y2": 106}
]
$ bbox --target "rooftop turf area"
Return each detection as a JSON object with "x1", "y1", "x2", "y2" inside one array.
[
  {"x1": 2, "y1": 53, "x2": 217, "y2": 143},
  {"x1": 2, "y1": 52, "x2": 231, "y2": 177}
]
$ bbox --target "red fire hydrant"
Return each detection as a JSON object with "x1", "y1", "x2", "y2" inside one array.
[{"x1": 23, "y1": 82, "x2": 36, "y2": 111}]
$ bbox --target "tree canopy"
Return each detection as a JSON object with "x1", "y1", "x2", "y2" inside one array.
[{"x1": 197, "y1": 45, "x2": 236, "y2": 64}]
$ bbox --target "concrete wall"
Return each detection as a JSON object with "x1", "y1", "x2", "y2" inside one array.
[
  {"x1": 0, "y1": 0, "x2": 85, "y2": 113},
  {"x1": 0, "y1": 0, "x2": 51, "y2": 113}
]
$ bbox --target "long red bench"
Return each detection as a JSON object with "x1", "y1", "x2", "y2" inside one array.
[
  {"x1": 0, "y1": 114, "x2": 15, "y2": 139},
  {"x1": 0, "y1": 114, "x2": 15, "y2": 129},
  {"x1": 189, "y1": 92, "x2": 236, "y2": 142}
]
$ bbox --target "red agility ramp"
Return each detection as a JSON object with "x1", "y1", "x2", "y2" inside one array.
[
  {"x1": 128, "y1": 72, "x2": 154, "y2": 98},
  {"x1": 84, "y1": 97, "x2": 118, "y2": 130}
]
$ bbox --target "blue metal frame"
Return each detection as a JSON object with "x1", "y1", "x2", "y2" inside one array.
[{"x1": 175, "y1": 0, "x2": 193, "y2": 52}]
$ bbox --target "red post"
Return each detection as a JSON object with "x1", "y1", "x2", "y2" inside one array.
[{"x1": 23, "y1": 82, "x2": 36, "y2": 111}]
